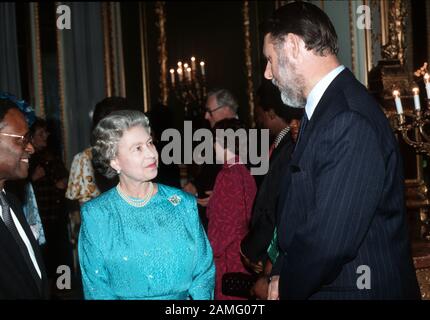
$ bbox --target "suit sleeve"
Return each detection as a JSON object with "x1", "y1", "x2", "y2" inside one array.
[
  {"x1": 281, "y1": 111, "x2": 386, "y2": 299},
  {"x1": 185, "y1": 195, "x2": 216, "y2": 300},
  {"x1": 78, "y1": 203, "x2": 116, "y2": 299}
]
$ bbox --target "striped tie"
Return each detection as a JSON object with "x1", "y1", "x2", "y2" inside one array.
[{"x1": 294, "y1": 113, "x2": 308, "y2": 151}]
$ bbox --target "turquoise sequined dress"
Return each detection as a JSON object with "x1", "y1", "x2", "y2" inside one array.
[{"x1": 78, "y1": 184, "x2": 215, "y2": 300}]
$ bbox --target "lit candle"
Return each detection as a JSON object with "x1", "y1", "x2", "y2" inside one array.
[
  {"x1": 186, "y1": 67, "x2": 192, "y2": 81},
  {"x1": 191, "y1": 56, "x2": 196, "y2": 71},
  {"x1": 200, "y1": 61, "x2": 205, "y2": 76},
  {"x1": 183, "y1": 63, "x2": 189, "y2": 69},
  {"x1": 425, "y1": 73, "x2": 430, "y2": 100},
  {"x1": 177, "y1": 68, "x2": 183, "y2": 82},
  {"x1": 392, "y1": 90, "x2": 403, "y2": 114},
  {"x1": 169, "y1": 69, "x2": 175, "y2": 86},
  {"x1": 412, "y1": 87, "x2": 421, "y2": 111}
]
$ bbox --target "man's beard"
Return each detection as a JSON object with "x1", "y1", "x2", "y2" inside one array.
[{"x1": 272, "y1": 55, "x2": 306, "y2": 108}]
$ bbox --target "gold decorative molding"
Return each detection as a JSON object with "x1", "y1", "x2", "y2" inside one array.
[
  {"x1": 139, "y1": 2, "x2": 151, "y2": 112},
  {"x1": 55, "y1": 2, "x2": 68, "y2": 165},
  {"x1": 29, "y1": 3, "x2": 45, "y2": 117},
  {"x1": 243, "y1": 0, "x2": 254, "y2": 127},
  {"x1": 380, "y1": 0, "x2": 389, "y2": 46},
  {"x1": 155, "y1": 1, "x2": 168, "y2": 106},
  {"x1": 103, "y1": 2, "x2": 126, "y2": 97},
  {"x1": 416, "y1": 267, "x2": 430, "y2": 299},
  {"x1": 363, "y1": 0, "x2": 373, "y2": 73},
  {"x1": 110, "y1": 2, "x2": 126, "y2": 97},
  {"x1": 370, "y1": 0, "x2": 382, "y2": 67},
  {"x1": 381, "y1": 0, "x2": 407, "y2": 65}
]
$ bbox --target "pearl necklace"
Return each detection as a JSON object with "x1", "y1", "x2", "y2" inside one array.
[{"x1": 116, "y1": 182, "x2": 154, "y2": 207}]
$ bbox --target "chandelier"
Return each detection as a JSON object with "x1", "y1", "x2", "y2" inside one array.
[
  {"x1": 390, "y1": 67, "x2": 430, "y2": 155},
  {"x1": 169, "y1": 56, "x2": 207, "y2": 118}
]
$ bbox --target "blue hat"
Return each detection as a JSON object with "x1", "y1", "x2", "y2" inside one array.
[{"x1": 0, "y1": 92, "x2": 36, "y2": 126}]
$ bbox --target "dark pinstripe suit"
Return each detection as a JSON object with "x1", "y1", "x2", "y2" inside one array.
[{"x1": 275, "y1": 68, "x2": 420, "y2": 299}]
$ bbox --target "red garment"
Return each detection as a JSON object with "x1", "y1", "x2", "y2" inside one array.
[
  {"x1": 269, "y1": 142, "x2": 276, "y2": 158},
  {"x1": 207, "y1": 161, "x2": 257, "y2": 300}
]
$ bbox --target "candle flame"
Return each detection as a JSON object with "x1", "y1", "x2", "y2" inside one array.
[
  {"x1": 177, "y1": 61, "x2": 182, "y2": 67},
  {"x1": 177, "y1": 68, "x2": 182, "y2": 74},
  {"x1": 191, "y1": 56, "x2": 196, "y2": 61},
  {"x1": 170, "y1": 69, "x2": 175, "y2": 74},
  {"x1": 187, "y1": 67, "x2": 191, "y2": 72},
  {"x1": 200, "y1": 61, "x2": 205, "y2": 66}
]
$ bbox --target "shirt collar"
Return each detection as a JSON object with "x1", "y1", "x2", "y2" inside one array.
[{"x1": 305, "y1": 65, "x2": 345, "y2": 120}]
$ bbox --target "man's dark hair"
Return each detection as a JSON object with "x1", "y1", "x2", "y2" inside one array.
[
  {"x1": 212, "y1": 118, "x2": 245, "y2": 156},
  {"x1": 92, "y1": 96, "x2": 130, "y2": 130},
  {"x1": 0, "y1": 99, "x2": 19, "y2": 129},
  {"x1": 29, "y1": 117, "x2": 48, "y2": 135},
  {"x1": 256, "y1": 79, "x2": 303, "y2": 122},
  {"x1": 262, "y1": 1, "x2": 338, "y2": 56}
]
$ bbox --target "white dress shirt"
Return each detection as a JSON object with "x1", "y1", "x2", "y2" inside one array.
[
  {"x1": 305, "y1": 65, "x2": 345, "y2": 120},
  {"x1": 0, "y1": 190, "x2": 42, "y2": 278}
]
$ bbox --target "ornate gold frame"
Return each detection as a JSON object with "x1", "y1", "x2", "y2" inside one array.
[
  {"x1": 139, "y1": 2, "x2": 151, "y2": 112},
  {"x1": 102, "y1": 2, "x2": 126, "y2": 97},
  {"x1": 243, "y1": 0, "x2": 255, "y2": 127},
  {"x1": 29, "y1": 3, "x2": 45, "y2": 117},
  {"x1": 155, "y1": 2, "x2": 255, "y2": 122},
  {"x1": 56, "y1": 2, "x2": 68, "y2": 165},
  {"x1": 155, "y1": 1, "x2": 168, "y2": 106}
]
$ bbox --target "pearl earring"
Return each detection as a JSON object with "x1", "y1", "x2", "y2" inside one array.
[{"x1": 117, "y1": 169, "x2": 121, "y2": 175}]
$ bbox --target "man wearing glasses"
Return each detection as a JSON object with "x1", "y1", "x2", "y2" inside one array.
[
  {"x1": 0, "y1": 98, "x2": 49, "y2": 299},
  {"x1": 204, "y1": 88, "x2": 239, "y2": 128},
  {"x1": 183, "y1": 88, "x2": 239, "y2": 230}
]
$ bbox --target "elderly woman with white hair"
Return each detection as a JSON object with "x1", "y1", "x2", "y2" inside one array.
[{"x1": 78, "y1": 110, "x2": 215, "y2": 300}]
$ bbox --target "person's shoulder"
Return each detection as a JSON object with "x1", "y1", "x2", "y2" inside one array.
[
  {"x1": 71, "y1": 147, "x2": 92, "y2": 163},
  {"x1": 225, "y1": 163, "x2": 251, "y2": 176},
  {"x1": 81, "y1": 187, "x2": 117, "y2": 215}
]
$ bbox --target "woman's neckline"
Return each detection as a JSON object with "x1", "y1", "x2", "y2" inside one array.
[{"x1": 116, "y1": 182, "x2": 159, "y2": 207}]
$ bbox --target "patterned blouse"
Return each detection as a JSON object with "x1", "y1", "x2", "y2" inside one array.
[{"x1": 66, "y1": 148, "x2": 100, "y2": 204}]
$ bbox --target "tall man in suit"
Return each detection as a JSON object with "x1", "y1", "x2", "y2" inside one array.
[
  {"x1": 240, "y1": 80, "x2": 303, "y2": 299},
  {"x1": 264, "y1": 2, "x2": 420, "y2": 299},
  {"x1": 0, "y1": 98, "x2": 49, "y2": 299}
]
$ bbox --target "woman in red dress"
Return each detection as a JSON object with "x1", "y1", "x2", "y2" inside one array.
[{"x1": 207, "y1": 118, "x2": 257, "y2": 300}]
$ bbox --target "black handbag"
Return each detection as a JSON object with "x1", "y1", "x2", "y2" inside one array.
[{"x1": 221, "y1": 272, "x2": 258, "y2": 298}]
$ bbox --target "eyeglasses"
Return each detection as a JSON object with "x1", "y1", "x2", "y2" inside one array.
[
  {"x1": 0, "y1": 132, "x2": 32, "y2": 147},
  {"x1": 205, "y1": 105, "x2": 225, "y2": 116}
]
